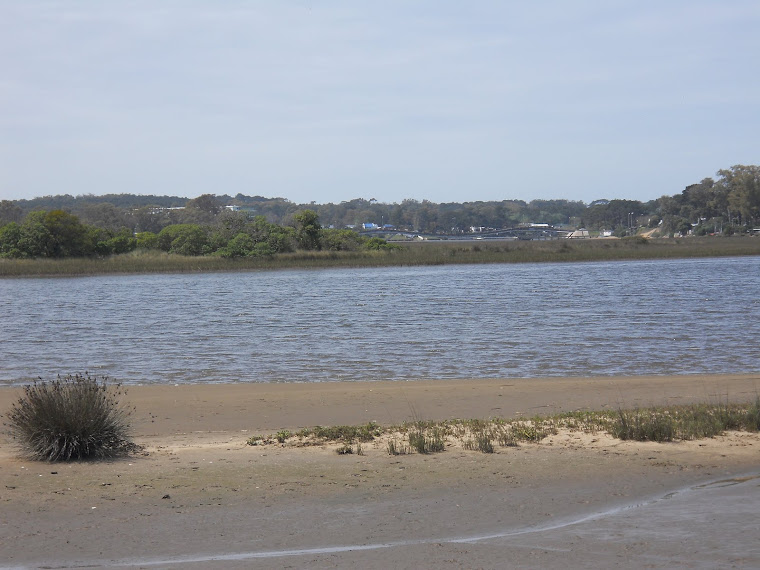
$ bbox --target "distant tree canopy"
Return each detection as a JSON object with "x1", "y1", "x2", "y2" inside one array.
[
  {"x1": 580, "y1": 199, "x2": 652, "y2": 236},
  {"x1": 656, "y1": 165, "x2": 760, "y2": 235},
  {"x1": 0, "y1": 210, "x2": 137, "y2": 258},
  {"x1": 0, "y1": 208, "x2": 393, "y2": 259},
  {"x1": 2, "y1": 163, "x2": 758, "y2": 256}
]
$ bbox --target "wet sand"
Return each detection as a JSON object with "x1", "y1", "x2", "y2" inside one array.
[{"x1": 1, "y1": 373, "x2": 759, "y2": 569}]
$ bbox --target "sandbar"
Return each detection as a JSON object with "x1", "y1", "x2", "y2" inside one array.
[{"x1": 1, "y1": 373, "x2": 758, "y2": 568}]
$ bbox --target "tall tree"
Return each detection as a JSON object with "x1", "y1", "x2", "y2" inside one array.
[
  {"x1": 718, "y1": 165, "x2": 760, "y2": 226},
  {"x1": 292, "y1": 210, "x2": 322, "y2": 250},
  {"x1": 0, "y1": 200, "x2": 23, "y2": 225}
]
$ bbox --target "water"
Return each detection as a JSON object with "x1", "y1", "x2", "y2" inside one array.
[{"x1": 1, "y1": 256, "x2": 758, "y2": 385}]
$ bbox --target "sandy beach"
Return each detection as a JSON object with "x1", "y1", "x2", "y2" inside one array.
[{"x1": 1, "y1": 374, "x2": 759, "y2": 569}]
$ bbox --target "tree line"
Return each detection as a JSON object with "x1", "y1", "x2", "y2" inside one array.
[
  {"x1": 0, "y1": 207, "x2": 398, "y2": 259},
  {"x1": 1, "y1": 164, "x2": 758, "y2": 259}
]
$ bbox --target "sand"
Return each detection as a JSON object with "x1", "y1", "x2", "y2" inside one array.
[{"x1": 1, "y1": 373, "x2": 759, "y2": 569}]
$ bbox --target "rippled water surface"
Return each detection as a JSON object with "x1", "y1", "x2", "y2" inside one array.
[{"x1": 1, "y1": 256, "x2": 758, "y2": 385}]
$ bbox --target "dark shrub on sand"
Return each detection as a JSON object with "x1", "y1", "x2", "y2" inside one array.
[{"x1": 6, "y1": 373, "x2": 138, "y2": 461}]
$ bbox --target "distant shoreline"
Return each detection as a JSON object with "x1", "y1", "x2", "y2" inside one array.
[{"x1": 1, "y1": 235, "x2": 759, "y2": 277}]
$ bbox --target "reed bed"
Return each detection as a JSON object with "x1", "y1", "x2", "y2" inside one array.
[{"x1": 1, "y1": 237, "x2": 758, "y2": 277}]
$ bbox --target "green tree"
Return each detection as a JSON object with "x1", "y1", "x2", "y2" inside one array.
[
  {"x1": 101, "y1": 228, "x2": 137, "y2": 255},
  {"x1": 321, "y1": 228, "x2": 364, "y2": 251},
  {"x1": 0, "y1": 222, "x2": 23, "y2": 257},
  {"x1": 265, "y1": 226, "x2": 296, "y2": 253},
  {"x1": 182, "y1": 194, "x2": 223, "y2": 225},
  {"x1": 718, "y1": 165, "x2": 760, "y2": 226},
  {"x1": 17, "y1": 212, "x2": 53, "y2": 257},
  {"x1": 157, "y1": 224, "x2": 208, "y2": 255},
  {"x1": 364, "y1": 237, "x2": 399, "y2": 251},
  {"x1": 135, "y1": 231, "x2": 159, "y2": 250},
  {"x1": 675, "y1": 219, "x2": 693, "y2": 236},
  {"x1": 133, "y1": 207, "x2": 168, "y2": 234},
  {"x1": 292, "y1": 210, "x2": 322, "y2": 250},
  {"x1": 186, "y1": 194, "x2": 222, "y2": 215},
  {"x1": 217, "y1": 233, "x2": 255, "y2": 258},
  {"x1": 0, "y1": 200, "x2": 23, "y2": 225},
  {"x1": 13, "y1": 210, "x2": 94, "y2": 258},
  {"x1": 42, "y1": 210, "x2": 94, "y2": 257},
  {"x1": 79, "y1": 203, "x2": 132, "y2": 232}
]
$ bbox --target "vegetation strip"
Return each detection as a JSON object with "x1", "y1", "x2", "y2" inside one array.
[
  {"x1": 2, "y1": 236, "x2": 759, "y2": 277},
  {"x1": 247, "y1": 398, "x2": 760, "y2": 455}
]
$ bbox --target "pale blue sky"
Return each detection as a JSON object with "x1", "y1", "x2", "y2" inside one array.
[{"x1": 1, "y1": 1, "x2": 758, "y2": 204}]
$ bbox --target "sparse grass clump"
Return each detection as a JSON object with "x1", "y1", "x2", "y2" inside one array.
[
  {"x1": 275, "y1": 430, "x2": 292, "y2": 443},
  {"x1": 613, "y1": 409, "x2": 676, "y2": 442},
  {"x1": 406, "y1": 423, "x2": 446, "y2": 454},
  {"x1": 464, "y1": 430, "x2": 494, "y2": 453},
  {"x1": 296, "y1": 422, "x2": 382, "y2": 443},
  {"x1": 610, "y1": 399, "x2": 760, "y2": 442},
  {"x1": 247, "y1": 422, "x2": 382, "y2": 450},
  {"x1": 6, "y1": 373, "x2": 138, "y2": 461},
  {"x1": 335, "y1": 441, "x2": 364, "y2": 455},
  {"x1": 460, "y1": 419, "x2": 496, "y2": 453},
  {"x1": 387, "y1": 437, "x2": 410, "y2": 455},
  {"x1": 747, "y1": 396, "x2": 760, "y2": 430}
]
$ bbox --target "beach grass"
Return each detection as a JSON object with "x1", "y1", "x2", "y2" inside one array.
[
  {"x1": 295, "y1": 422, "x2": 383, "y2": 443},
  {"x1": 611, "y1": 398, "x2": 760, "y2": 442},
  {"x1": 247, "y1": 397, "x2": 760, "y2": 453},
  {"x1": 2, "y1": 236, "x2": 759, "y2": 277}
]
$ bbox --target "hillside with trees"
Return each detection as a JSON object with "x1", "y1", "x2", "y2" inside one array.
[{"x1": 1, "y1": 164, "x2": 758, "y2": 259}]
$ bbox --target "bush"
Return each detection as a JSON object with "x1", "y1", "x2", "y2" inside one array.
[
  {"x1": 216, "y1": 232, "x2": 256, "y2": 258},
  {"x1": 135, "y1": 231, "x2": 159, "y2": 250},
  {"x1": 157, "y1": 224, "x2": 208, "y2": 255},
  {"x1": 6, "y1": 373, "x2": 138, "y2": 461},
  {"x1": 364, "y1": 237, "x2": 400, "y2": 251}
]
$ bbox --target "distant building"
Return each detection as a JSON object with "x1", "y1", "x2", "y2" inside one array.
[{"x1": 148, "y1": 206, "x2": 185, "y2": 214}]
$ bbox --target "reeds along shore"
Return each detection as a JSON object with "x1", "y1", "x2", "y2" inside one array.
[{"x1": 1, "y1": 236, "x2": 759, "y2": 277}]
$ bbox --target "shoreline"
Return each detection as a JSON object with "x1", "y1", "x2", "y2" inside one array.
[
  {"x1": 4, "y1": 373, "x2": 757, "y2": 436},
  {"x1": 2, "y1": 373, "x2": 759, "y2": 568}
]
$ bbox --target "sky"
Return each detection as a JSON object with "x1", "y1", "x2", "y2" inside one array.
[{"x1": 1, "y1": 1, "x2": 758, "y2": 205}]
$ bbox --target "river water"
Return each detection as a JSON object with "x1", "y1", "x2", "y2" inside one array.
[{"x1": 1, "y1": 256, "x2": 758, "y2": 385}]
